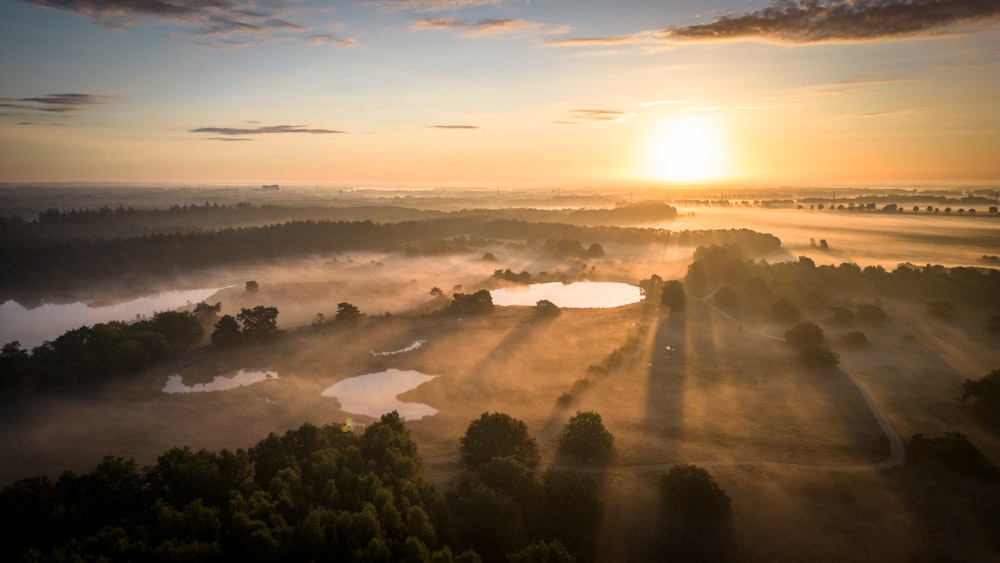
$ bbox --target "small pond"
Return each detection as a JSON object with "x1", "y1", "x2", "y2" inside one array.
[
  {"x1": 0, "y1": 287, "x2": 224, "y2": 349},
  {"x1": 163, "y1": 369, "x2": 279, "y2": 394},
  {"x1": 490, "y1": 281, "x2": 642, "y2": 308},
  {"x1": 321, "y1": 369, "x2": 439, "y2": 420}
]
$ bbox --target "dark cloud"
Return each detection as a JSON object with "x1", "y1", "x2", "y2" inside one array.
[
  {"x1": 411, "y1": 17, "x2": 550, "y2": 37},
  {"x1": 20, "y1": 0, "x2": 356, "y2": 47},
  {"x1": 664, "y1": 0, "x2": 1000, "y2": 44},
  {"x1": 190, "y1": 124, "x2": 347, "y2": 135},
  {"x1": 0, "y1": 93, "x2": 110, "y2": 120},
  {"x1": 429, "y1": 124, "x2": 480, "y2": 129}
]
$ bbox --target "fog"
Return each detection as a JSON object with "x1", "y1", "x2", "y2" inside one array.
[{"x1": 1, "y1": 186, "x2": 997, "y2": 561}]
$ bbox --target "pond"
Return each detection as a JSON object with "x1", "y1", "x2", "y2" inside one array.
[
  {"x1": 490, "y1": 281, "x2": 642, "y2": 308},
  {"x1": 321, "y1": 369, "x2": 439, "y2": 420},
  {"x1": 0, "y1": 287, "x2": 224, "y2": 348},
  {"x1": 163, "y1": 369, "x2": 279, "y2": 394}
]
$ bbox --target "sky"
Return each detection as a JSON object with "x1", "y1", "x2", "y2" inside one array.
[{"x1": 1, "y1": 0, "x2": 998, "y2": 188}]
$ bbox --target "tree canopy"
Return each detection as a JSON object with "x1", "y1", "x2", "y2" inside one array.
[
  {"x1": 459, "y1": 412, "x2": 540, "y2": 470},
  {"x1": 660, "y1": 464, "x2": 731, "y2": 522},
  {"x1": 557, "y1": 411, "x2": 614, "y2": 464}
]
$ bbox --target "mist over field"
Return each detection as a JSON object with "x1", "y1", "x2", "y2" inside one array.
[{"x1": 0, "y1": 185, "x2": 998, "y2": 561}]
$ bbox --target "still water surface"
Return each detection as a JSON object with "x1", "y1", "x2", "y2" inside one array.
[
  {"x1": 0, "y1": 288, "x2": 223, "y2": 348},
  {"x1": 490, "y1": 282, "x2": 642, "y2": 308},
  {"x1": 163, "y1": 369, "x2": 279, "y2": 393},
  {"x1": 322, "y1": 369, "x2": 439, "y2": 420}
]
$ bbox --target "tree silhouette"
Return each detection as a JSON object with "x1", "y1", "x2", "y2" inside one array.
[
  {"x1": 557, "y1": 411, "x2": 614, "y2": 464},
  {"x1": 460, "y1": 412, "x2": 540, "y2": 470}
]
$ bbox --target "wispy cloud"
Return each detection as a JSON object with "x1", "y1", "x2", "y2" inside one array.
[
  {"x1": 190, "y1": 124, "x2": 347, "y2": 136},
  {"x1": 411, "y1": 17, "x2": 564, "y2": 37},
  {"x1": 206, "y1": 137, "x2": 254, "y2": 141},
  {"x1": 664, "y1": 0, "x2": 1000, "y2": 44},
  {"x1": 555, "y1": 109, "x2": 634, "y2": 125},
  {"x1": 307, "y1": 33, "x2": 358, "y2": 47},
  {"x1": 429, "y1": 124, "x2": 480, "y2": 129},
  {"x1": 0, "y1": 93, "x2": 111, "y2": 122},
  {"x1": 367, "y1": 0, "x2": 503, "y2": 12},
  {"x1": 20, "y1": 0, "x2": 357, "y2": 47},
  {"x1": 550, "y1": 0, "x2": 1000, "y2": 47}
]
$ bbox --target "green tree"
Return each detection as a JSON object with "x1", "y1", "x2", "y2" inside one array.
[
  {"x1": 151, "y1": 310, "x2": 204, "y2": 347},
  {"x1": 460, "y1": 412, "x2": 540, "y2": 470},
  {"x1": 335, "y1": 302, "x2": 363, "y2": 324},
  {"x1": 960, "y1": 368, "x2": 1000, "y2": 430},
  {"x1": 660, "y1": 279, "x2": 686, "y2": 311},
  {"x1": 237, "y1": 306, "x2": 280, "y2": 340},
  {"x1": 211, "y1": 315, "x2": 241, "y2": 347},
  {"x1": 557, "y1": 411, "x2": 614, "y2": 464},
  {"x1": 449, "y1": 290, "x2": 495, "y2": 316},
  {"x1": 660, "y1": 464, "x2": 730, "y2": 521}
]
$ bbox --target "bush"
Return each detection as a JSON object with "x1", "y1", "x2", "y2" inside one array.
[
  {"x1": 839, "y1": 331, "x2": 868, "y2": 348},
  {"x1": 660, "y1": 464, "x2": 730, "y2": 521}
]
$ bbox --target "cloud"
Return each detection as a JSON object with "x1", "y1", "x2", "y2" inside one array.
[
  {"x1": 663, "y1": 0, "x2": 1000, "y2": 44},
  {"x1": 190, "y1": 124, "x2": 347, "y2": 135},
  {"x1": 546, "y1": 32, "x2": 658, "y2": 47},
  {"x1": 20, "y1": 0, "x2": 357, "y2": 47},
  {"x1": 307, "y1": 33, "x2": 358, "y2": 47},
  {"x1": 205, "y1": 137, "x2": 255, "y2": 141},
  {"x1": 367, "y1": 0, "x2": 503, "y2": 12},
  {"x1": 556, "y1": 109, "x2": 634, "y2": 124},
  {"x1": 411, "y1": 17, "x2": 558, "y2": 37},
  {"x1": 0, "y1": 93, "x2": 111, "y2": 121},
  {"x1": 429, "y1": 124, "x2": 480, "y2": 129}
]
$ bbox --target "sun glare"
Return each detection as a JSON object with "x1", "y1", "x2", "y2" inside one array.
[{"x1": 645, "y1": 116, "x2": 727, "y2": 183}]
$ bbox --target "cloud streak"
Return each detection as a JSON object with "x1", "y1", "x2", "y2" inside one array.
[
  {"x1": 368, "y1": 0, "x2": 503, "y2": 12},
  {"x1": 666, "y1": 0, "x2": 1000, "y2": 44},
  {"x1": 0, "y1": 93, "x2": 111, "y2": 121},
  {"x1": 550, "y1": 0, "x2": 1000, "y2": 47},
  {"x1": 411, "y1": 17, "x2": 560, "y2": 37},
  {"x1": 190, "y1": 124, "x2": 347, "y2": 136},
  {"x1": 20, "y1": 0, "x2": 357, "y2": 47},
  {"x1": 555, "y1": 109, "x2": 633, "y2": 125},
  {"x1": 429, "y1": 124, "x2": 480, "y2": 129}
]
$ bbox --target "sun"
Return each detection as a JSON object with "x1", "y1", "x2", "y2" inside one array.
[{"x1": 644, "y1": 116, "x2": 727, "y2": 183}]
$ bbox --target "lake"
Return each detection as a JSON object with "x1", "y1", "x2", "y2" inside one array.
[
  {"x1": 0, "y1": 287, "x2": 224, "y2": 348},
  {"x1": 321, "y1": 369, "x2": 439, "y2": 420},
  {"x1": 490, "y1": 281, "x2": 642, "y2": 308}
]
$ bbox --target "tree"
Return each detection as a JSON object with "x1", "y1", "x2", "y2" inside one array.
[
  {"x1": 460, "y1": 412, "x2": 540, "y2": 470},
  {"x1": 430, "y1": 287, "x2": 443, "y2": 297},
  {"x1": 506, "y1": 540, "x2": 575, "y2": 563},
  {"x1": 211, "y1": 315, "x2": 241, "y2": 347},
  {"x1": 449, "y1": 290, "x2": 495, "y2": 316},
  {"x1": 539, "y1": 470, "x2": 602, "y2": 559},
  {"x1": 856, "y1": 303, "x2": 888, "y2": 323},
  {"x1": 960, "y1": 368, "x2": 1000, "y2": 430},
  {"x1": 245, "y1": 280, "x2": 259, "y2": 293},
  {"x1": 907, "y1": 432, "x2": 997, "y2": 480},
  {"x1": 557, "y1": 411, "x2": 614, "y2": 464},
  {"x1": 335, "y1": 302, "x2": 363, "y2": 324},
  {"x1": 769, "y1": 299, "x2": 800, "y2": 323},
  {"x1": 839, "y1": 331, "x2": 868, "y2": 347},
  {"x1": 785, "y1": 321, "x2": 824, "y2": 350},
  {"x1": 660, "y1": 280, "x2": 686, "y2": 311},
  {"x1": 534, "y1": 300, "x2": 560, "y2": 319},
  {"x1": 193, "y1": 301, "x2": 222, "y2": 319},
  {"x1": 236, "y1": 306, "x2": 280, "y2": 340},
  {"x1": 151, "y1": 310, "x2": 203, "y2": 347},
  {"x1": 799, "y1": 345, "x2": 839, "y2": 367},
  {"x1": 583, "y1": 243, "x2": 604, "y2": 258},
  {"x1": 660, "y1": 464, "x2": 730, "y2": 521}
]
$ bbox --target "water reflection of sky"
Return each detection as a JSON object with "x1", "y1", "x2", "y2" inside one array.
[
  {"x1": 322, "y1": 369, "x2": 439, "y2": 420},
  {"x1": 490, "y1": 282, "x2": 642, "y2": 308},
  {"x1": 163, "y1": 369, "x2": 278, "y2": 394},
  {"x1": 0, "y1": 288, "x2": 223, "y2": 348}
]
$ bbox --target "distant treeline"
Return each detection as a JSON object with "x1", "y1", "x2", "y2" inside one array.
[
  {"x1": 0, "y1": 201, "x2": 678, "y2": 240},
  {"x1": 0, "y1": 216, "x2": 777, "y2": 292},
  {"x1": 685, "y1": 244, "x2": 1000, "y2": 311}
]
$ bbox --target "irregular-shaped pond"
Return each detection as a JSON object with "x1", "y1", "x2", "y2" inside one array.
[
  {"x1": 163, "y1": 369, "x2": 278, "y2": 394},
  {"x1": 321, "y1": 369, "x2": 439, "y2": 420},
  {"x1": 490, "y1": 281, "x2": 642, "y2": 308},
  {"x1": 0, "y1": 287, "x2": 224, "y2": 349}
]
